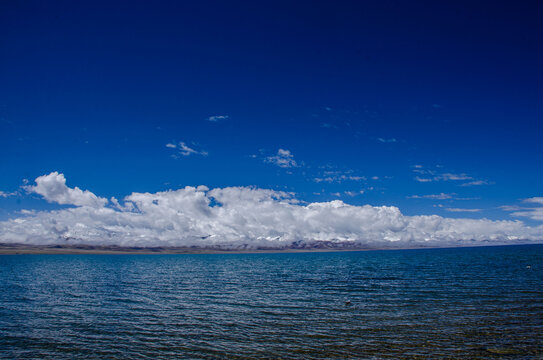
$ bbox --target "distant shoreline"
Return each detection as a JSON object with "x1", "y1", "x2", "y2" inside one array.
[
  {"x1": 0, "y1": 243, "x2": 383, "y2": 255},
  {"x1": 0, "y1": 242, "x2": 539, "y2": 255}
]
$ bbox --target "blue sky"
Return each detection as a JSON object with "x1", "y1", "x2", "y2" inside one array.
[{"x1": 1, "y1": 0, "x2": 542, "y2": 227}]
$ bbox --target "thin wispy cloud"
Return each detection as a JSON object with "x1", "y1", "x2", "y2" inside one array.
[
  {"x1": 460, "y1": 180, "x2": 491, "y2": 187},
  {"x1": 377, "y1": 137, "x2": 397, "y2": 143},
  {"x1": 499, "y1": 205, "x2": 523, "y2": 211},
  {"x1": 445, "y1": 208, "x2": 482, "y2": 213},
  {"x1": 408, "y1": 193, "x2": 479, "y2": 201},
  {"x1": 439, "y1": 173, "x2": 473, "y2": 181},
  {"x1": 0, "y1": 191, "x2": 17, "y2": 198},
  {"x1": 314, "y1": 175, "x2": 366, "y2": 183},
  {"x1": 412, "y1": 165, "x2": 490, "y2": 186},
  {"x1": 415, "y1": 173, "x2": 472, "y2": 182},
  {"x1": 166, "y1": 142, "x2": 208, "y2": 157},
  {"x1": 505, "y1": 197, "x2": 543, "y2": 221},
  {"x1": 207, "y1": 115, "x2": 229, "y2": 122},
  {"x1": 415, "y1": 176, "x2": 434, "y2": 183},
  {"x1": 525, "y1": 197, "x2": 543, "y2": 205},
  {"x1": 408, "y1": 193, "x2": 454, "y2": 200}
]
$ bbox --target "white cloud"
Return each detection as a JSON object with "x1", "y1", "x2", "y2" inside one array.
[
  {"x1": 167, "y1": 142, "x2": 208, "y2": 157},
  {"x1": 408, "y1": 193, "x2": 454, "y2": 200},
  {"x1": 416, "y1": 173, "x2": 473, "y2": 182},
  {"x1": 415, "y1": 176, "x2": 434, "y2": 183},
  {"x1": 513, "y1": 208, "x2": 543, "y2": 221},
  {"x1": 314, "y1": 170, "x2": 365, "y2": 183},
  {"x1": 439, "y1": 173, "x2": 473, "y2": 181},
  {"x1": 265, "y1": 149, "x2": 297, "y2": 168},
  {"x1": 377, "y1": 137, "x2": 397, "y2": 143},
  {"x1": 500, "y1": 205, "x2": 523, "y2": 211},
  {"x1": 0, "y1": 191, "x2": 17, "y2": 198},
  {"x1": 460, "y1": 180, "x2": 491, "y2": 187},
  {"x1": 26, "y1": 172, "x2": 107, "y2": 208},
  {"x1": 506, "y1": 197, "x2": 543, "y2": 221},
  {"x1": 445, "y1": 208, "x2": 482, "y2": 213},
  {"x1": 314, "y1": 175, "x2": 365, "y2": 183},
  {"x1": 524, "y1": 197, "x2": 543, "y2": 205},
  {"x1": 411, "y1": 166, "x2": 490, "y2": 185},
  {"x1": 408, "y1": 193, "x2": 476, "y2": 201},
  {"x1": 344, "y1": 190, "x2": 364, "y2": 197},
  {"x1": 1, "y1": 172, "x2": 542, "y2": 248},
  {"x1": 208, "y1": 115, "x2": 229, "y2": 122}
]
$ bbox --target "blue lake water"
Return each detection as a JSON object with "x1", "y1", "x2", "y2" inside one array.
[{"x1": 1, "y1": 245, "x2": 542, "y2": 359}]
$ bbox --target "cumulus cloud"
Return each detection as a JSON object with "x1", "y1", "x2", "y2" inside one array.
[
  {"x1": 166, "y1": 142, "x2": 208, "y2": 157},
  {"x1": 265, "y1": 149, "x2": 297, "y2": 168},
  {"x1": 26, "y1": 172, "x2": 107, "y2": 208},
  {"x1": 1, "y1": 173, "x2": 542, "y2": 248}
]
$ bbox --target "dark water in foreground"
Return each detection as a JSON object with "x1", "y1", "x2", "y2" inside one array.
[{"x1": 0, "y1": 245, "x2": 542, "y2": 359}]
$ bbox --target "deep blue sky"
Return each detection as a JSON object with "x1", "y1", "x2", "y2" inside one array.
[{"x1": 1, "y1": 0, "x2": 542, "y2": 222}]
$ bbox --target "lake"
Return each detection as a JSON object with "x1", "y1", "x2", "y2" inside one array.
[{"x1": 1, "y1": 245, "x2": 542, "y2": 358}]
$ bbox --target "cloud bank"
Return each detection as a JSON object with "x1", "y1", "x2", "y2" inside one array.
[{"x1": 1, "y1": 172, "x2": 542, "y2": 248}]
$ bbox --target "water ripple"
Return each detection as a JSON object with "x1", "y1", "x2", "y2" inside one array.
[{"x1": 1, "y1": 245, "x2": 542, "y2": 359}]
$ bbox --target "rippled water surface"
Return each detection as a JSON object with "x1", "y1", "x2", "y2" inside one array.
[{"x1": 1, "y1": 245, "x2": 542, "y2": 359}]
